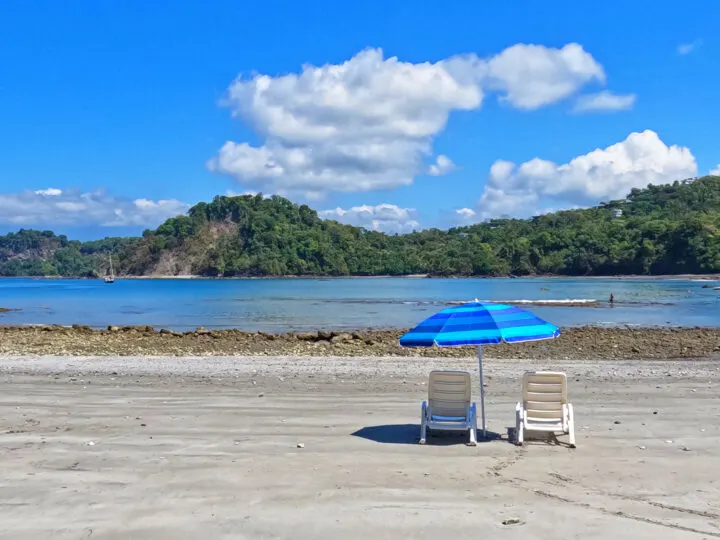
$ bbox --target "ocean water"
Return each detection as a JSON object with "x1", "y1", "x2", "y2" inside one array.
[{"x1": 0, "y1": 277, "x2": 718, "y2": 331}]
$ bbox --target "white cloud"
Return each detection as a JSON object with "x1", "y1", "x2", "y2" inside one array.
[
  {"x1": 710, "y1": 165, "x2": 720, "y2": 176},
  {"x1": 0, "y1": 188, "x2": 189, "y2": 227},
  {"x1": 319, "y1": 203, "x2": 420, "y2": 233},
  {"x1": 455, "y1": 208, "x2": 476, "y2": 219},
  {"x1": 482, "y1": 43, "x2": 605, "y2": 110},
  {"x1": 451, "y1": 207, "x2": 480, "y2": 226},
  {"x1": 573, "y1": 91, "x2": 636, "y2": 113},
  {"x1": 677, "y1": 40, "x2": 701, "y2": 55},
  {"x1": 428, "y1": 155, "x2": 457, "y2": 176},
  {"x1": 209, "y1": 44, "x2": 613, "y2": 198},
  {"x1": 477, "y1": 130, "x2": 697, "y2": 218},
  {"x1": 34, "y1": 188, "x2": 63, "y2": 196}
]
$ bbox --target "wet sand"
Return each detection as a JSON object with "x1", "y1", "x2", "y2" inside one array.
[{"x1": 0, "y1": 355, "x2": 719, "y2": 539}]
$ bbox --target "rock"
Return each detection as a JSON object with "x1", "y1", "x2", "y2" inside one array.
[
  {"x1": 159, "y1": 328, "x2": 172, "y2": 335},
  {"x1": 258, "y1": 393, "x2": 264, "y2": 398},
  {"x1": 196, "y1": 327, "x2": 211, "y2": 335},
  {"x1": 681, "y1": 446, "x2": 691, "y2": 451},
  {"x1": 637, "y1": 445, "x2": 646, "y2": 450},
  {"x1": 85, "y1": 441, "x2": 96, "y2": 446},
  {"x1": 108, "y1": 325, "x2": 120, "y2": 332},
  {"x1": 71, "y1": 324, "x2": 91, "y2": 332},
  {"x1": 502, "y1": 519, "x2": 522, "y2": 526},
  {"x1": 296, "y1": 443, "x2": 305, "y2": 449},
  {"x1": 614, "y1": 420, "x2": 621, "y2": 425},
  {"x1": 317, "y1": 330, "x2": 333, "y2": 340},
  {"x1": 331, "y1": 333, "x2": 353, "y2": 344},
  {"x1": 295, "y1": 331, "x2": 318, "y2": 341}
]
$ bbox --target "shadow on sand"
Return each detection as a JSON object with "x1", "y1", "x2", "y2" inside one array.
[{"x1": 351, "y1": 424, "x2": 504, "y2": 446}]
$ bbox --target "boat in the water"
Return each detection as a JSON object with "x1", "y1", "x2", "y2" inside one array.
[{"x1": 104, "y1": 254, "x2": 115, "y2": 284}]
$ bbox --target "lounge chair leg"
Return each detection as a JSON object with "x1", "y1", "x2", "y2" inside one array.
[
  {"x1": 567, "y1": 403, "x2": 576, "y2": 448},
  {"x1": 466, "y1": 404, "x2": 477, "y2": 446},
  {"x1": 515, "y1": 405, "x2": 524, "y2": 446},
  {"x1": 419, "y1": 401, "x2": 427, "y2": 444}
]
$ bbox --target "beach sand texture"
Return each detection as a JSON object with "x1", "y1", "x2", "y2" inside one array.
[{"x1": 0, "y1": 355, "x2": 719, "y2": 539}]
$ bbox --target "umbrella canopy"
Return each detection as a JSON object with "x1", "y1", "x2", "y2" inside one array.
[
  {"x1": 399, "y1": 301, "x2": 560, "y2": 347},
  {"x1": 399, "y1": 301, "x2": 560, "y2": 438}
]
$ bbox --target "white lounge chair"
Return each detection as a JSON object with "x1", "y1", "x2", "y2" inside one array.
[
  {"x1": 420, "y1": 370, "x2": 478, "y2": 446},
  {"x1": 515, "y1": 371, "x2": 576, "y2": 447}
]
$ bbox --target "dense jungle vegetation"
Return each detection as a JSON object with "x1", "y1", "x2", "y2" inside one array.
[{"x1": 2, "y1": 176, "x2": 719, "y2": 277}]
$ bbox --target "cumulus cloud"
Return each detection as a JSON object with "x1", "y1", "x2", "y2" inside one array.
[
  {"x1": 34, "y1": 188, "x2": 63, "y2": 196},
  {"x1": 710, "y1": 165, "x2": 720, "y2": 176},
  {"x1": 0, "y1": 188, "x2": 189, "y2": 227},
  {"x1": 477, "y1": 130, "x2": 697, "y2": 218},
  {"x1": 677, "y1": 40, "x2": 702, "y2": 55},
  {"x1": 209, "y1": 44, "x2": 613, "y2": 198},
  {"x1": 449, "y1": 207, "x2": 480, "y2": 226},
  {"x1": 428, "y1": 155, "x2": 457, "y2": 176},
  {"x1": 573, "y1": 91, "x2": 636, "y2": 113},
  {"x1": 482, "y1": 43, "x2": 605, "y2": 110},
  {"x1": 455, "y1": 208, "x2": 476, "y2": 220},
  {"x1": 319, "y1": 203, "x2": 420, "y2": 233}
]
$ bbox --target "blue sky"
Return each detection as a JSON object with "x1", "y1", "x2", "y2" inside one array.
[{"x1": 1, "y1": 0, "x2": 718, "y2": 238}]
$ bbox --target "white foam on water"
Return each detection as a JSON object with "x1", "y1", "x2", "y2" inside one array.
[{"x1": 490, "y1": 299, "x2": 598, "y2": 305}]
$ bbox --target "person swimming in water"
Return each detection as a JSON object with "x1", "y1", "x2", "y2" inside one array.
[{"x1": 609, "y1": 293, "x2": 614, "y2": 304}]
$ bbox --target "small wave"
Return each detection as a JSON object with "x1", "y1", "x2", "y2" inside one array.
[{"x1": 496, "y1": 298, "x2": 598, "y2": 305}]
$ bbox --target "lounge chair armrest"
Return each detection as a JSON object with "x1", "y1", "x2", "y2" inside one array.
[{"x1": 515, "y1": 401, "x2": 523, "y2": 412}]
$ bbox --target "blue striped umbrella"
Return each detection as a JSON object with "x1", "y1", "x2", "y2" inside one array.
[{"x1": 400, "y1": 301, "x2": 560, "y2": 436}]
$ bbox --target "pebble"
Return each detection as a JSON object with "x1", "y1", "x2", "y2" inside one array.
[
  {"x1": 637, "y1": 445, "x2": 646, "y2": 450},
  {"x1": 296, "y1": 443, "x2": 305, "y2": 449},
  {"x1": 85, "y1": 441, "x2": 96, "y2": 446},
  {"x1": 614, "y1": 420, "x2": 621, "y2": 425},
  {"x1": 681, "y1": 446, "x2": 691, "y2": 452}
]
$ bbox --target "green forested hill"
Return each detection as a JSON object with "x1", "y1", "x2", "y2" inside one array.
[{"x1": 2, "y1": 176, "x2": 720, "y2": 277}]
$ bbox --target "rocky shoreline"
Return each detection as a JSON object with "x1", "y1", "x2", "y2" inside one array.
[{"x1": 1, "y1": 325, "x2": 719, "y2": 359}]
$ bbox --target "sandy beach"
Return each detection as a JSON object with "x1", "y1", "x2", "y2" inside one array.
[{"x1": 0, "y1": 354, "x2": 718, "y2": 539}]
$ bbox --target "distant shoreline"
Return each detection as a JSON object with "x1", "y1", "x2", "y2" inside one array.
[{"x1": 2, "y1": 273, "x2": 720, "y2": 281}]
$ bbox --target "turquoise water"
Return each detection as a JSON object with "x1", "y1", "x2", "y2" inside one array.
[{"x1": 0, "y1": 277, "x2": 718, "y2": 331}]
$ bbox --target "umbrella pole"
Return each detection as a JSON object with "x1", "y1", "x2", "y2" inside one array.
[{"x1": 478, "y1": 345, "x2": 486, "y2": 437}]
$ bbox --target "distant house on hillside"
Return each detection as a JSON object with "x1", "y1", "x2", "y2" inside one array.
[{"x1": 612, "y1": 209, "x2": 623, "y2": 218}]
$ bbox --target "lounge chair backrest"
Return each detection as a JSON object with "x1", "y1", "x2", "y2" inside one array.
[
  {"x1": 428, "y1": 371, "x2": 472, "y2": 418},
  {"x1": 522, "y1": 371, "x2": 567, "y2": 420}
]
